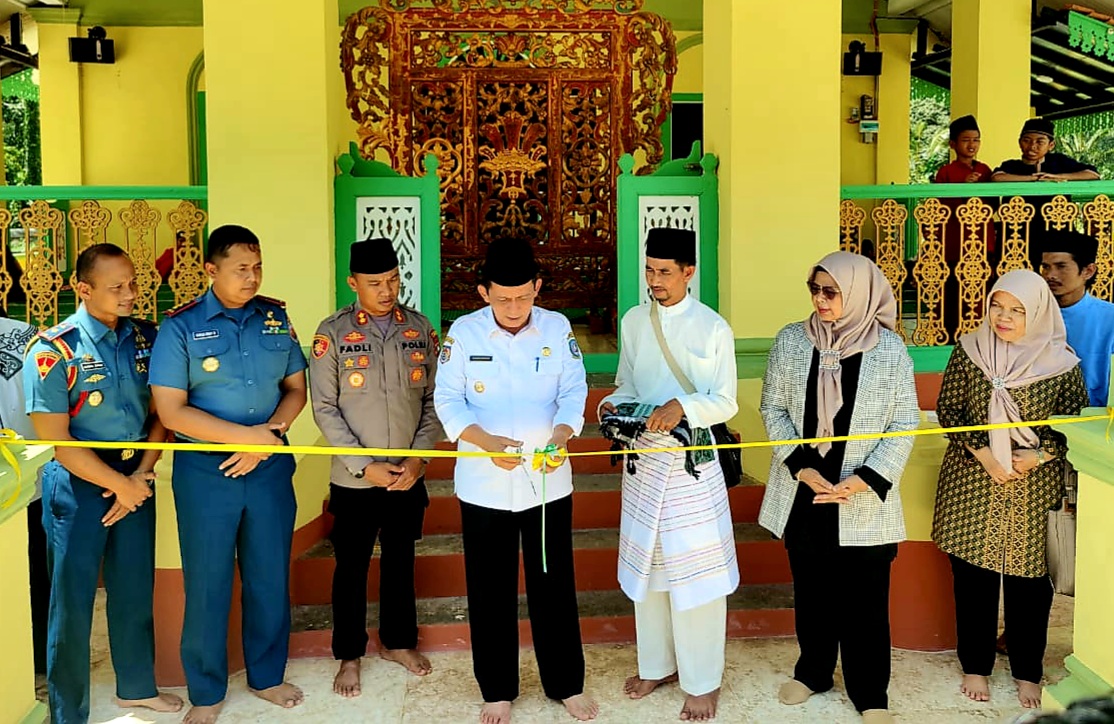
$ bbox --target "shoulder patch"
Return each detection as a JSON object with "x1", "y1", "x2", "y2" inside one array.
[
  {"x1": 255, "y1": 294, "x2": 287, "y2": 309},
  {"x1": 38, "y1": 321, "x2": 76, "y2": 342},
  {"x1": 312, "y1": 334, "x2": 330, "y2": 359},
  {"x1": 164, "y1": 297, "x2": 203, "y2": 318}
]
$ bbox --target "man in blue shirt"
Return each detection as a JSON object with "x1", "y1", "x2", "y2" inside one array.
[
  {"x1": 150, "y1": 225, "x2": 308, "y2": 724},
  {"x1": 24, "y1": 243, "x2": 182, "y2": 724},
  {"x1": 1039, "y1": 229, "x2": 1114, "y2": 406}
]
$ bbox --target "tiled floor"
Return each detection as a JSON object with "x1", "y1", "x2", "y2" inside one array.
[{"x1": 77, "y1": 592, "x2": 1073, "y2": 724}]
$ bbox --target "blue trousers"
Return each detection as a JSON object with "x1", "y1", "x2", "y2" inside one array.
[
  {"x1": 41, "y1": 458, "x2": 157, "y2": 724},
  {"x1": 172, "y1": 451, "x2": 297, "y2": 706}
]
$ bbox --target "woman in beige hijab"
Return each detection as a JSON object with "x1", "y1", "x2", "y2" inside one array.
[
  {"x1": 760, "y1": 252, "x2": 919, "y2": 724},
  {"x1": 932, "y1": 269, "x2": 1087, "y2": 709}
]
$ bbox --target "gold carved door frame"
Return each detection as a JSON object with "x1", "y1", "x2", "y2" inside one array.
[{"x1": 341, "y1": 0, "x2": 677, "y2": 312}]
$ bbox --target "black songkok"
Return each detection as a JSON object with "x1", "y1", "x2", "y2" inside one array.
[
  {"x1": 349, "y1": 237, "x2": 399, "y2": 275},
  {"x1": 645, "y1": 227, "x2": 697, "y2": 266},
  {"x1": 949, "y1": 115, "x2": 979, "y2": 141},
  {"x1": 482, "y1": 237, "x2": 539, "y2": 287},
  {"x1": 1021, "y1": 117, "x2": 1055, "y2": 140}
]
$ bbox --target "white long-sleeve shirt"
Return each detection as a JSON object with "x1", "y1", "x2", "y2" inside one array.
[
  {"x1": 601, "y1": 294, "x2": 738, "y2": 428},
  {"x1": 434, "y1": 306, "x2": 588, "y2": 512}
]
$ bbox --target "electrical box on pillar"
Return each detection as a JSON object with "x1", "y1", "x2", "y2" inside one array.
[{"x1": 858, "y1": 94, "x2": 879, "y2": 144}]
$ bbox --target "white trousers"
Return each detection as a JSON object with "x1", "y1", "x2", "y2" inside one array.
[{"x1": 634, "y1": 591, "x2": 727, "y2": 696}]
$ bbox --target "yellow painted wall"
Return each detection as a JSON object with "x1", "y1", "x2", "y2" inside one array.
[
  {"x1": 841, "y1": 33, "x2": 912, "y2": 188},
  {"x1": 673, "y1": 31, "x2": 703, "y2": 95},
  {"x1": 1072, "y1": 471, "x2": 1114, "y2": 687},
  {"x1": 0, "y1": 511, "x2": 42, "y2": 724},
  {"x1": 80, "y1": 27, "x2": 202, "y2": 186},
  {"x1": 38, "y1": 23, "x2": 83, "y2": 185}
]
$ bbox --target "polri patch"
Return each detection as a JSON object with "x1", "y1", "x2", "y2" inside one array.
[{"x1": 312, "y1": 335, "x2": 330, "y2": 359}]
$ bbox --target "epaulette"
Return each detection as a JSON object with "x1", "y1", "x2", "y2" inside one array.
[
  {"x1": 38, "y1": 320, "x2": 76, "y2": 342},
  {"x1": 164, "y1": 297, "x2": 202, "y2": 318},
  {"x1": 255, "y1": 294, "x2": 287, "y2": 309}
]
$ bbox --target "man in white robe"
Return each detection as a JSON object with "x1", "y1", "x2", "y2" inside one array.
[{"x1": 600, "y1": 228, "x2": 739, "y2": 722}]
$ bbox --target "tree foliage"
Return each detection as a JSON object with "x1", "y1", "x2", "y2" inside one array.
[{"x1": 909, "y1": 95, "x2": 950, "y2": 184}]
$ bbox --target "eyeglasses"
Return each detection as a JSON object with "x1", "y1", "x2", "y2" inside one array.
[{"x1": 807, "y1": 282, "x2": 841, "y2": 300}]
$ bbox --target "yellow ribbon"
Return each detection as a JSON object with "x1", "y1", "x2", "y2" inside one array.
[
  {"x1": 0, "y1": 429, "x2": 24, "y2": 509},
  {"x1": 529, "y1": 444, "x2": 566, "y2": 574},
  {"x1": 0, "y1": 410, "x2": 1109, "y2": 463}
]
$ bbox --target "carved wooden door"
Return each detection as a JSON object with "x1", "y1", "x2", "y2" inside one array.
[{"x1": 342, "y1": 1, "x2": 676, "y2": 312}]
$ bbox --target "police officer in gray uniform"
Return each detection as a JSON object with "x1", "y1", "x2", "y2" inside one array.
[{"x1": 309, "y1": 238, "x2": 443, "y2": 698}]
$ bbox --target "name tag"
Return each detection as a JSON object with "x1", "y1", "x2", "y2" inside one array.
[
  {"x1": 192, "y1": 330, "x2": 220, "y2": 340},
  {"x1": 80, "y1": 359, "x2": 106, "y2": 372},
  {"x1": 469, "y1": 355, "x2": 494, "y2": 362}
]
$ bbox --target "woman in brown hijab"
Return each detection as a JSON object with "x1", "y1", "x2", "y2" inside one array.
[
  {"x1": 760, "y1": 252, "x2": 919, "y2": 724},
  {"x1": 932, "y1": 269, "x2": 1087, "y2": 709}
]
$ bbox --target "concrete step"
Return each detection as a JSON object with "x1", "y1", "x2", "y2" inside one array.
[
  {"x1": 287, "y1": 584, "x2": 796, "y2": 656},
  {"x1": 289, "y1": 521, "x2": 791, "y2": 606},
  {"x1": 419, "y1": 473, "x2": 767, "y2": 536}
]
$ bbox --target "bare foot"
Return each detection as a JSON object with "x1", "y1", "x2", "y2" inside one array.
[
  {"x1": 1017, "y1": 679, "x2": 1042, "y2": 709},
  {"x1": 116, "y1": 692, "x2": 184, "y2": 713},
  {"x1": 182, "y1": 701, "x2": 224, "y2": 724},
  {"x1": 960, "y1": 674, "x2": 990, "y2": 702},
  {"x1": 250, "y1": 682, "x2": 304, "y2": 709},
  {"x1": 680, "y1": 689, "x2": 719, "y2": 721},
  {"x1": 480, "y1": 700, "x2": 512, "y2": 724},
  {"x1": 563, "y1": 693, "x2": 599, "y2": 721},
  {"x1": 333, "y1": 659, "x2": 361, "y2": 698},
  {"x1": 380, "y1": 647, "x2": 432, "y2": 676},
  {"x1": 624, "y1": 672, "x2": 679, "y2": 699}
]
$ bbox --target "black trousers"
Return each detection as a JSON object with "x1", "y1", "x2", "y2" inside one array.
[
  {"x1": 329, "y1": 482, "x2": 428, "y2": 660},
  {"x1": 949, "y1": 555, "x2": 1053, "y2": 684},
  {"x1": 460, "y1": 495, "x2": 584, "y2": 703},
  {"x1": 27, "y1": 497, "x2": 50, "y2": 675},
  {"x1": 788, "y1": 545, "x2": 895, "y2": 712}
]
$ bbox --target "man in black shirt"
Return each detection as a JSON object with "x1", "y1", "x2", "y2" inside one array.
[
  {"x1": 992, "y1": 117, "x2": 1099, "y2": 183},
  {"x1": 992, "y1": 117, "x2": 1099, "y2": 267}
]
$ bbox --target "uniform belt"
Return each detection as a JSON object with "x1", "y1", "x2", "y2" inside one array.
[{"x1": 93, "y1": 445, "x2": 144, "y2": 463}]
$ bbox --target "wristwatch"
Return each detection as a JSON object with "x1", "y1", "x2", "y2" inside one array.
[
  {"x1": 351, "y1": 468, "x2": 365, "y2": 479},
  {"x1": 1035, "y1": 448, "x2": 1046, "y2": 466}
]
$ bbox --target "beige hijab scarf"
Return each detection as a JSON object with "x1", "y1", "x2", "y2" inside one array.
[
  {"x1": 959, "y1": 269, "x2": 1079, "y2": 469},
  {"x1": 803, "y1": 252, "x2": 898, "y2": 455}
]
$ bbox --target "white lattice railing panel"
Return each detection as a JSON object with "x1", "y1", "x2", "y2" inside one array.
[
  {"x1": 638, "y1": 196, "x2": 701, "y2": 305},
  {"x1": 355, "y1": 196, "x2": 422, "y2": 310}
]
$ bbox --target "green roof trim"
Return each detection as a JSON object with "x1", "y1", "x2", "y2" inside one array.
[{"x1": 1068, "y1": 10, "x2": 1114, "y2": 62}]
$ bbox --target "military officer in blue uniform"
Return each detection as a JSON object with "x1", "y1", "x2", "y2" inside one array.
[
  {"x1": 24, "y1": 243, "x2": 183, "y2": 724},
  {"x1": 149, "y1": 225, "x2": 308, "y2": 724}
]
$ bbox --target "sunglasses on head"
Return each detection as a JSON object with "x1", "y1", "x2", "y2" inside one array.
[{"x1": 807, "y1": 282, "x2": 841, "y2": 300}]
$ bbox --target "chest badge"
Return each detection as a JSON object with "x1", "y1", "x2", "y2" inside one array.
[
  {"x1": 348, "y1": 371, "x2": 366, "y2": 388},
  {"x1": 264, "y1": 310, "x2": 282, "y2": 329},
  {"x1": 88, "y1": 390, "x2": 104, "y2": 407},
  {"x1": 474, "y1": 381, "x2": 485, "y2": 394},
  {"x1": 410, "y1": 367, "x2": 425, "y2": 383},
  {"x1": 403, "y1": 328, "x2": 420, "y2": 340},
  {"x1": 410, "y1": 351, "x2": 426, "y2": 364},
  {"x1": 202, "y1": 356, "x2": 220, "y2": 373},
  {"x1": 344, "y1": 330, "x2": 366, "y2": 344},
  {"x1": 542, "y1": 347, "x2": 551, "y2": 357},
  {"x1": 84, "y1": 373, "x2": 107, "y2": 384},
  {"x1": 357, "y1": 354, "x2": 370, "y2": 367}
]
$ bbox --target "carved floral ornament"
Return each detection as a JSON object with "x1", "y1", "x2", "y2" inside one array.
[{"x1": 340, "y1": 0, "x2": 677, "y2": 311}]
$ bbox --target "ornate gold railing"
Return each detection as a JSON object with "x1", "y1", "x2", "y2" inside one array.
[
  {"x1": 840, "y1": 181, "x2": 1114, "y2": 346},
  {"x1": 0, "y1": 187, "x2": 208, "y2": 329}
]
